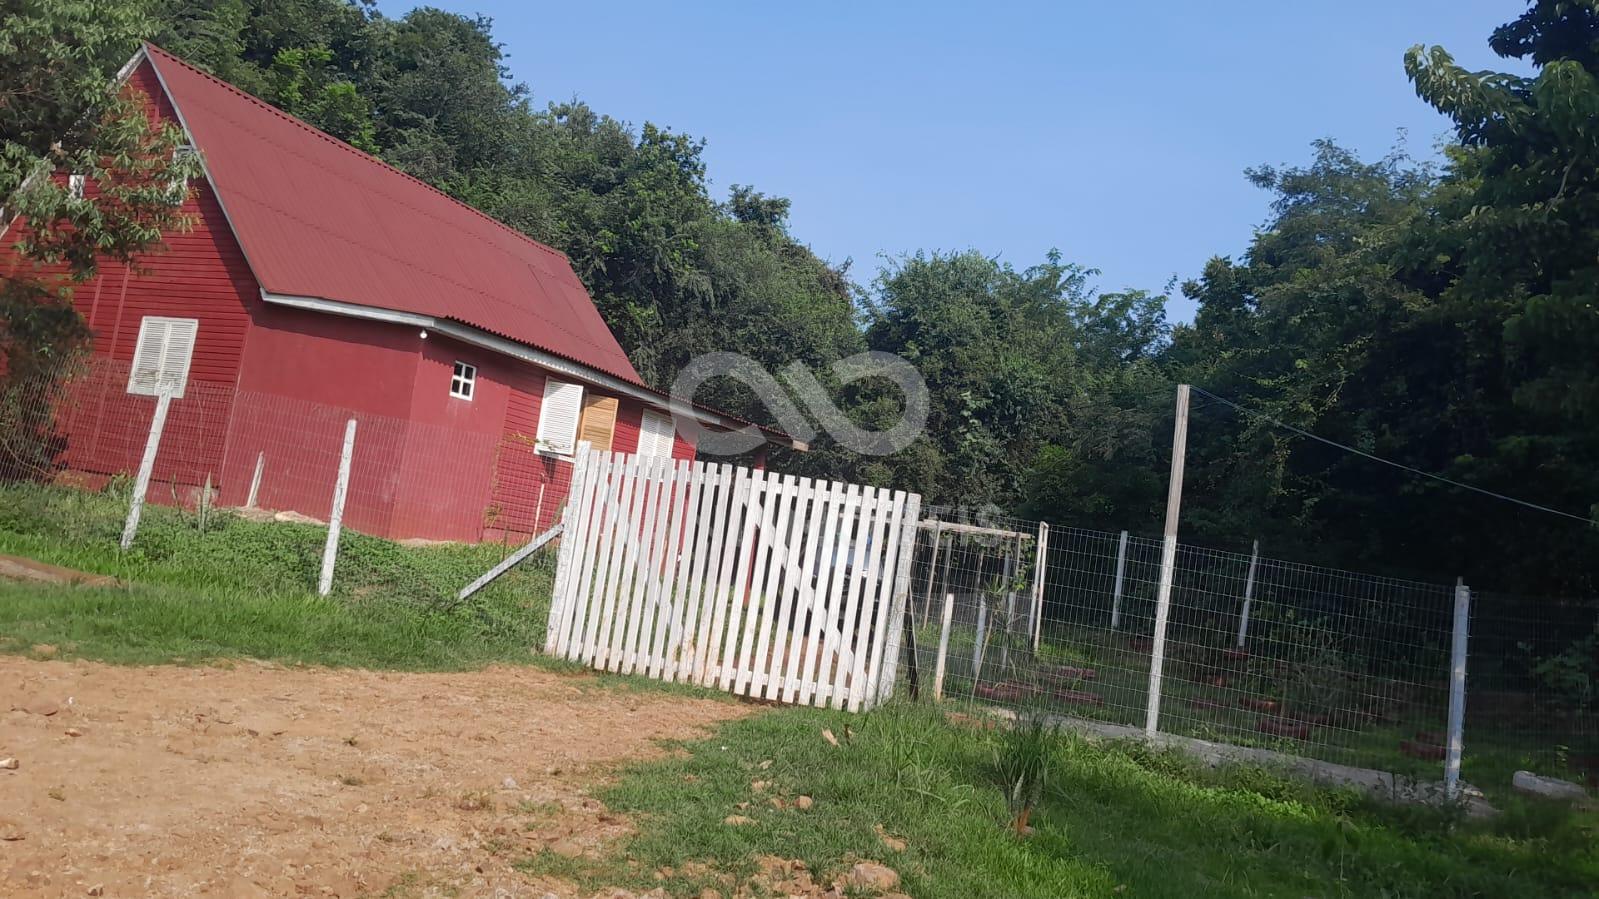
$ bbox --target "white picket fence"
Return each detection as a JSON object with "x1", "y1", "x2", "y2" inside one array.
[{"x1": 544, "y1": 445, "x2": 923, "y2": 711}]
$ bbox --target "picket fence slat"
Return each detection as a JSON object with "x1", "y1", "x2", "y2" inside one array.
[
  {"x1": 689, "y1": 464, "x2": 732, "y2": 684},
  {"x1": 703, "y1": 466, "x2": 742, "y2": 685},
  {"x1": 877, "y1": 493, "x2": 923, "y2": 703},
  {"x1": 746, "y1": 474, "x2": 796, "y2": 696},
  {"x1": 779, "y1": 478, "x2": 829, "y2": 703},
  {"x1": 846, "y1": 489, "x2": 892, "y2": 711},
  {"x1": 798, "y1": 479, "x2": 846, "y2": 706},
  {"x1": 594, "y1": 454, "x2": 642, "y2": 670},
  {"x1": 832, "y1": 486, "x2": 875, "y2": 709},
  {"x1": 661, "y1": 461, "x2": 705, "y2": 681},
  {"x1": 550, "y1": 444, "x2": 601, "y2": 655},
  {"x1": 549, "y1": 453, "x2": 919, "y2": 711},
  {"x1": 656, "y1": 457, "x2": 697, "y2": 678}
]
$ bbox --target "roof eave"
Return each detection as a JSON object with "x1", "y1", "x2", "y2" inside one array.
[{"x1": 259, "y1": 290, "x2": 807, "y2": 451}]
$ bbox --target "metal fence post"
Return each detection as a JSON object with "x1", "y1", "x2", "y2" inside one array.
[
  {"x1": 317, "y1": 418, "x2": 358, "y2": 597},
  {"x1": 120, "y1": 390, "x2": 174, "y2": 550},
  {"x1": 1145, "y1": 384, "x2": 1191, "y2": 735},
  {"x1": 1445, "y1": 579, "x2": 1471, "y2": 800},
  {"x1": 1109, "y1": 529, "x2": 1129, "y2": 630},
  {"x1": 934, "y1": 592, "x2": 955, "y2": 700},
  {"x1": 1235, "y1": 539, "x2": 1260, "y2": 649}
]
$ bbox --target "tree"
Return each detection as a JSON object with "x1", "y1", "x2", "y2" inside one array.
[{"x1": 2, "y1": 0, "x2": 199, "y2": 375}]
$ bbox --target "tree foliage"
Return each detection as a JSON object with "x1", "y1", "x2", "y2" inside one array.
[
  {"x1": 1, "y1": 0, "x2": 199, "y2": 376},
  {"x1": 10, "y1": 0, "x2": 1599, "y2": 595}
]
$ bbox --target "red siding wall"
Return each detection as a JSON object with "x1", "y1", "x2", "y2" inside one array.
[
  {"x1": 0, "y1": 63, "x2": 256, "y2": 495},
  {"x1": 219, "y1": 305, "x2": 425, "y2": 535}
]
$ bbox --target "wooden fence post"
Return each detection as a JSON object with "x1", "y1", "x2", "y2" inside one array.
[
  {"x1": 1145, "y1": 384, "x2": 1191, "y2": 735},
  {"x1": 120, "y1": 390, "x2": 173, "y2": 550},
  {"x1": 921, "y1": 522, "x2": 943, "y2": 627},
  {"x1": 1445, "y1": 579, "x2": 1471, "y2": 800},
  {"x1": 317, "y1": 418, "x2": 357, "y2": 597},
  {"x1": 934, "y1": 592, "x2": 955, "y2": 700},
  {"x1": 1235, "y1": 539, "x2": 1261, "y2": 649},
  {"x1": 1110, "y1": 530, "x2": 1129, "y2": 630}
]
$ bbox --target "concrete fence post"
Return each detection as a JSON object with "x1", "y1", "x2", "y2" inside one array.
[
  {"x1": 1235, "y1": 539, "x2": 1261, "y2": 648},
  {"x1": 317, "y1": 418, "x2": 358, "y2": 597},
  {"x1": 972, "y1": 596, "x2": 988, "y2": 684},
  {"x1": 1030, "y1": 521, "x2": 1050, "y2": 650},
  {"x1": 1109, "y1": 529, "x2": 1129, "y2": 630},
  {"x1": 246, "y1": 451, "x2": 265, "y2": 509},
  {"x1": 1145, "y1": 384, "x2": 1191, "y2": 735},
  {"x1": 120, "y1": 390, "x2": 174, "y2": 550},
  {"x1": 1445, "y1": 579, "x2": 1472, "y2": 800}
]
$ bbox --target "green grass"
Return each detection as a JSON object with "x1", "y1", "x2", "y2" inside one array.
[
  {"x1": 556, "y1": 702, "x2": 1598, "y2": 898},
  {"x1": 0, "y1": 481, "x2": 558, "y2": 670}
]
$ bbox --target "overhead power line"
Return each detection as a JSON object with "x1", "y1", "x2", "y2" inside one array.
[{"x1": 1190, "y1": 385, "x2": 1599, "y2": 528}]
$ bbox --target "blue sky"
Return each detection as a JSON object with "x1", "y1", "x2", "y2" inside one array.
[{"x1": 376, "y1": 1, "x2": 1528, "y2": 321}]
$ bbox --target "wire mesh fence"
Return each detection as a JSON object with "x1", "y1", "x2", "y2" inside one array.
[
  {"x1": 903, "y1": 510, "x2": 1597, "y2": 797},
  {"x1": 6, "y1": 357, "x2": 1597, "y2": 793},
  {"x1": 1467, "y1": 591, "x2": 1599, "y2": 792},
  {"x1": 0, "y1": 357, "x2": 576, "y2": 590}
]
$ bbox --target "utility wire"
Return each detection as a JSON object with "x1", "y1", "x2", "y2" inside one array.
[{"x1": 1190, "y1": 385, "x2": 1599, "y2": 528}]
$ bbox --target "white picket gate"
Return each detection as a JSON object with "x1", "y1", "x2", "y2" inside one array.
[{"x1": 545, "y1": 445, "x2": 922, "y2": 711}]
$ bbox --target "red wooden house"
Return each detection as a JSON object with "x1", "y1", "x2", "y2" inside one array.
[{"x1": 0, "y1": 44, "x2": 799, "y2": 543}]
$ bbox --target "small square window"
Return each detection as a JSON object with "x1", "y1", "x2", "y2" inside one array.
[{"x1": 450, "y1": 361, "x2": 476, "y2": 400}]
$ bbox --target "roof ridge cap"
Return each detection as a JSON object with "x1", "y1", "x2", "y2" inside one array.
[{"x1": 141, "y1": 42, "x2": 573, "y2": 266}]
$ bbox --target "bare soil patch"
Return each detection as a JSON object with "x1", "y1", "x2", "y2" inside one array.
[
  {"x1": 0, "y1": 556, "x2": 119, "y2": 589},
  {"x1": 0, "y1": 657, "x2": 747, "y2": 897}
]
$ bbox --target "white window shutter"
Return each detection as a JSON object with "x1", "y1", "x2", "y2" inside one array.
[
  {"x1": 638, "y1": 410, "x2": 676, "y2": 457},
  {"x1": 127, "y1": 316, "x2": 197, "y2": 398},
  {"x1": 535, "y1": 379, "x2": 583, "y2": 456}
]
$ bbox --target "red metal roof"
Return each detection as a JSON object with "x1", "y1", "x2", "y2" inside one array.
[{"x1": 142, "y1": 43, "x2": 644, "y2": 386}]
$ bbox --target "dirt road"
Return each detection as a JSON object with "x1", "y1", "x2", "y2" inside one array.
[{"x1": 0, "y1": 656, "x2": 747, "y2": 897}]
